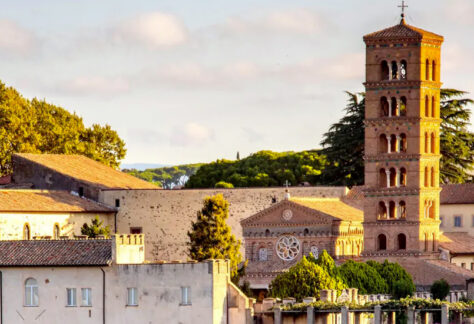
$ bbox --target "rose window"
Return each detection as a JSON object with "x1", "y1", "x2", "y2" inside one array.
[{"x1": 276, "y1": 235, "x2": 300, "y2": 261}]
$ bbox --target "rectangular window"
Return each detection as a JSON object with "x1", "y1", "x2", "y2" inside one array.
[
  {"x1": 181, "y1": 287, "x2": 191, "y2": 305},
  {"x1": 472, "y1": 215, "x2": 474, "y2": 227},
  {"x1": 25, "y1": 280, "x2": 39, "y2": 307},
  {"x1": 454, "y1": 216, "x2": 462, "y2": 227},
  {"x1": 67, "y1": 288, "x2": 77, "y2": 307},
  {"x1": 115, "y1": 199, "x2": 120, "y2": 208},
  {"x1": 127, "y1": 288, "x2": 138, "y2": 306},
  {"x1": 461, "y1": 263, "x2": 466, "y2": 269},
  {"x1": 81, "y1": 288, "x2": 92, "y2": 306},
  {"x1": 471, "y1": 263, "x2": 474, "y2": 271}
]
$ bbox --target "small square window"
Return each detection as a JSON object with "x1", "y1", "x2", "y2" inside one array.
[
  {"x1": 81, "y1": 288, "x2": 92, "y2": 306},
  {"x1": 115, "y1": 199, "x2": 120, "y2": 208},
  {"x1": 67, "y1": 288, "x2": 77, "y2": 307},
  {"x1": 130, "y1": 227, "x2": 142, "y2": 234},
  {"x1": 127, "y1": 288, "x2": 138, "y2": 306},
  {"x1": 454, "y1": 216, "x2": 462, "y2": 227},
  {"x1": 181, "y1": 287, "x2": 191, "y2": 306}
]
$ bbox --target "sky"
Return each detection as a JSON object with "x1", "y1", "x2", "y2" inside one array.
[{"x1": 0, "y1": 0, "x2": 473, "y2": 166}]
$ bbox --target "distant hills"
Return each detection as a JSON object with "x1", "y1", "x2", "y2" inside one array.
[{"x1": 121, "y1": 163, "x2": 169, "y2": 171}]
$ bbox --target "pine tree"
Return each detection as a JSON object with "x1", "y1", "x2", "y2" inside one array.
[
  {"x1": 439, "y1": 89, "x2": 474, "y2": 183},
  {"x1": 320, "y1": 92, "x2": 365, "y2": 186},
  {"x1": 236, "y1": 151, "x2": 240, "y2": 160},
  {"x1": 187, "y1": 194, "x2": 243, "y2": 282}
]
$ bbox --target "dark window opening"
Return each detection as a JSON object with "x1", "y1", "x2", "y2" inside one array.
[
  {"x1": 130, "y1": 227, "x2": 143, "y2": 234},
  {"x1": 78, "y1": 187, "x2": 84, "y2": 197},
  {"x1": 115, "y1": 199, "x2": 120, "y2": 208}
]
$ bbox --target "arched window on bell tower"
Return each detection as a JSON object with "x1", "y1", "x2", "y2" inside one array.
[
  {"x1": 432, "y1": 60, "x2": 437, "y2": 81},
  {"x1": 431, "y1": 96, "x2": 436, "y2": 118},
  {"x1": 378, "y1": 202, "x2": 387, "y2": 219},
  {"x1": 400, "y1": 60, "x2": 407, "y2": 80},
  {"x1": 431, "y1": 167, "x2": 436, "y2": 187},
  {"x1": 379, "y1": 168, "x2": 387, "y2": 187},
  {"x1": 397, "y1": 233, "x2": 406, "y2": 250},
  {"x1": 400, "y1": 96, "x2": 407, "y2": 116},
  {"x1": 424, "y1": 166, "x2": 429, "y2": 187},
  {"x1": 400, "y1": 133, "x2": 407, "y2": 152},
  {"x1": 377, "y1": 234, "x2": 387, "y2": 251},
  {"x1": 424, "y1": 132, "x2": 429, "y2": 153},
  {"x1": 391, "y1": 61, "x2": 398, "y2": 80},
  {"x1": 431, "y1": 133, "x2": 436, "y2": 153},
  {"x1": 425, "y1": 59, "x2": 430, "y2": 80},
  {"x1": 391, "y1": 97, "x2": 398, "y2": 116},
  {"x1": 380, "y1": 97, "x2": 389, "y2": 117},
  {"x1": 425, "y1": 95, "x2": 430, "y2": 117},
  {"x1": 379, "y1": 134, "x2": 388, "y2": 153},
  {"x1": 381, "y1": 61, "x2": 390, "y2": 80}
]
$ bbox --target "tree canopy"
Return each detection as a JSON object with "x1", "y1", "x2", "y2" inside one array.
[
  {"x1": 269, "y1": 252, "x2": 415, "y2": 301},
  {"x1": 187, "y1": 194, "x2": 243, "y2": 283},
  {"x1": 186, "y1": 150, "x2": 328, "y2": 188},
  {"x1": 0, "y1": 81, "x2": 126, "y2": 174},
  {"x1": 81, "y1": 216, "x2": 111, "y2": 238}
]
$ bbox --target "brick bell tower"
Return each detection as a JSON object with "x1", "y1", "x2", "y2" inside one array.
[{"x1": 361, "y1": 11, "x2": 444, "y2": 257}]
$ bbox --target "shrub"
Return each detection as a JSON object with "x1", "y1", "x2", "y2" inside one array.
[
  {"x1": 430, "y1": 279, "x2": 450, "y2": 300},
  {"x1": 338, "y1": 260, "x2": 388, "y2": 294},
  {"x1": 214, "y1": 181, "x2": 234, "y2": 188}
]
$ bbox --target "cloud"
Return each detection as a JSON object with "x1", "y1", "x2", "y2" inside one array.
[
  {"x1": 56, "y1": 76, "x2": 130, "y2": 96},
  {"x1": 222, "y1": 8, "x2": 329, "y2": 36},
  {"x1": 113, "y1": 12, "x2": 188, "y2": 48},
  {"x1": 170, "y1": 122, "x2": 214, "y2": 146},
  {"x1": 0, "y1": 19, "x2": 36, "y2": 55},
  {"x1": 445, "y1": 0, "x2": 474, "y2": 25}
]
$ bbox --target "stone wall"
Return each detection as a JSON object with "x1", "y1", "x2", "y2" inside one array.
[{"x1": 98, "y1": 187, "x2": 347, "y2": 261}]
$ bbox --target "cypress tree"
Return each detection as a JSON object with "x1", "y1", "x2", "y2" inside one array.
[{"x1": 187, "y1": 194, "x2": 243, "y2": 282}]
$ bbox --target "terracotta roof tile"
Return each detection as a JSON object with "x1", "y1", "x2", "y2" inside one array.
[
  {"x1": 0, "y1": 190, "x2": 114, "y2": 213},
  {"x1": 440, "y1": 183, "x2": 474, "y2": 204},
  {"x1": 290, "y1": 198, "x2": 364, "y2": 222},
  {"x1": 439, "y1": 232, "x2": 474, "y2": 254},
  {"x1": 364, "y1": 19, "x2": 443, "y2": 42},
  {"x1": 14, "y1": 153, "x2": 158, "y2": 190},
  {"x1": 0, "y1": 239, "x2": 112, "y2": 266}
]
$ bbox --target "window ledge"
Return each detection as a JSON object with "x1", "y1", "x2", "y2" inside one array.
[
  {"x1": 66, "y1": 305, "x2": 77, "y2": 307},
  {"x1": 80, "y1": 305, "x2": 92, "y2": 307},
  {"x1": 126, "y1": 304, "x2": 138, "y2": 307},
  {"x1": 180, "y1": 303, "x2": 192, "y2": 306},
  {"x1": 24, "y1": 305, "x2": 39, "y2": 307}
]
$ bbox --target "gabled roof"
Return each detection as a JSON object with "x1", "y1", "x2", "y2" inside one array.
[
  {"x1": 440, "y1": 183, "x2": 474, "y2": 205},
  {"x1": 241, "y1": 198, "x2": 363, "y2": 226},
  {"x1": 439, "y1": 232, "x2": 474, "y2": 254},
  {"x1": 364, "y1": 19, "x2": 443, "y2": 42},
  {"x1": 14, "y1": 153, "x2": 158, "y2": 190},
  {"x1": 0, "y1": 239, "x2": 112, "y2": 267},
  {"x1": 0, "y1": 190, "x2": 114, "y2": 213}
]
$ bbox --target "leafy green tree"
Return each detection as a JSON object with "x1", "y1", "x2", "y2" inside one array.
[
  {"x1": 376, "y1": 260, "x2": 415, "y2": 297},
  {"x1": 320, "y1": 89, "x2": 474, "y2": 185},
  {"x1": 430, "y1": 278, "x2": 450, "y2": 300},
  {"x1": 320, "y1": 92, "x2": 365, "y2": 186},
  {"x1": 187, "y1": 194, "x2": 243, "y2": 283},
  {"x1": 81, "y1": 216, "x2": 111, "y2": 238},
  {"x1": 392, "y1": 280, "x2": 415, "y2": 299},
  {"x1": 313, "y1": 249, "x2": 337, "y2": 277},
  {"x1": 338, "y1": 260, "x2": 388, "y2": 294},
  {"x1": 439, "y1": 89, "x2": 474, "y2": 183},
  {"x1": 269, "y1": 256, "x2": 346, "y2": 300},
  {"x1": 186, "y1": 150, "x2": 328, "y2": 188},
  {"x1": 0, "y1": 81, "x2": 126, "y2": 175}
]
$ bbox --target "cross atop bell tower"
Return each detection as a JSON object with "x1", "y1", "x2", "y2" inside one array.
[
  {"x1": 361, "y1": 16, "x2": 444, "y2": 257},
  {"x1": 398, "y1": 1, "x2": 408, "y2": 19}
]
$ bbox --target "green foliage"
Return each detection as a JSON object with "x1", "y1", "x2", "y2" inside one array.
[
  {"x1": 439, "y1": 89, "x2": 474, "y2": 183},
  {"x1": 320, "y1": 89, "x2": 474, "y2": 185},
  {"x1": 430, "y1": 279, "x2": 450, "y2": 300},
  {"x1": 376, "y1": 260, "x2": 415, "y2": 297},
  {"x1": 124, "y1": 164, "x2": 203, "y2": 189},
  {"x1": 187, "y1": 194, "x2": 243, "y2": 283},
  {"x1": 186, "y1": 150, "x2": 328, "y2": 188},
  {"x1": 338, "y1": 260, "x2": 388, "y2": 294},
  {"x1": 214, "y1": 181, "x2": 234, "y2": 188},
  {"x1": 392, "y1": 280, "x2": 415, "y2": 300},
  {"x1": 0, "y1": 81, "x2": 126, "y2": 175},
  {"x1": 313, "y1": 250, "x2": 337, "y2": 277},
  {"x1": 320, "y1": 92, "x2": 366, "y2": 186},
  {"x1": 80, "y1": 216, "x2": 111, "y2": 238},
  {"x1": 269, "y1": 256, "x2": 347, "y2": 301}
]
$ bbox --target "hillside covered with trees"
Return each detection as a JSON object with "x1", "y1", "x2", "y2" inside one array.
[
  {"x1": 123, "y1": 164, "x2": 203, "y2": 189},
  {"x1": 0, "y1": 81, "x2": 126, "y2": 174}
]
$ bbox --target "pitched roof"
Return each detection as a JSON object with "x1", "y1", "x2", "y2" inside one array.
[
  {"x1": 0, "y1": 239, "x2": 112, "y2": 267},
  {"x1": 364, "y1": 19, "x2": 443, "y2": 42},
  {"x1": 0, "y1": 190, "x2": 114, "y2": 213},
  {"x1": 14, "y1": 153, "x2": 158, "y2": 190},
  {"x1": 439, "y1": 232, "x2": 474, "y2": 254},
  {"x1": 290, "y1": 198, "x2": 364, "y2": 222},
  {"x1": 440, "y1": 183, "x2": 474, "y2": 204}
]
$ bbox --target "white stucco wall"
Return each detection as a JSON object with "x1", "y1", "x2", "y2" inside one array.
[
  {"x1": 0, "y1": 267, "x2": 104, "y2": 324},
  {"x1": 0, "y1": 212, "x2": 115, "y2": 240},
  {"x1": 0, "y1": 260, "x2": 236, "y2": 324}
]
